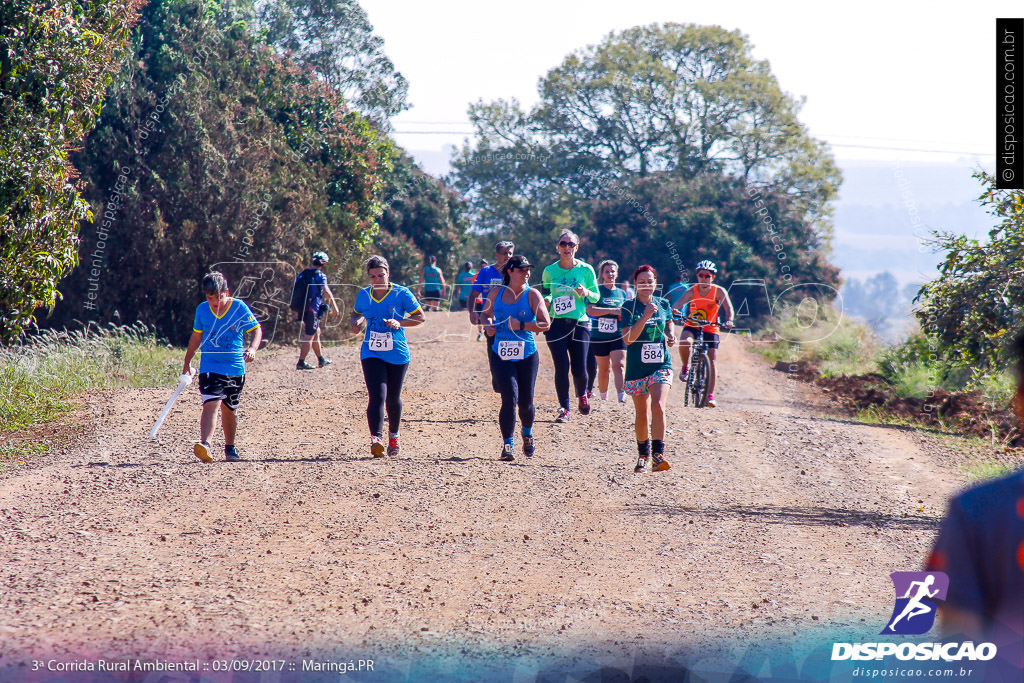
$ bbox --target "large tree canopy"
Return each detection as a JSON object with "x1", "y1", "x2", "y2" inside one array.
[
  {"x1": 451, "y1": 22, "x2": 841, "y2": 308},
  {"x1": 0, "y1": 0, "x2": 142, "y2": 344},
  {"x1": 237, "y1": 0, "x2": 409, "y2": 128},
  {"x1": 48, "y1": 0, "x2": 391, "y2": 343}
]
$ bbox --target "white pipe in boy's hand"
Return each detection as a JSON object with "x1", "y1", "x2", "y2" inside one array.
[{"x1": 150, "y1": 369, "x2": 195, "y2": 439}]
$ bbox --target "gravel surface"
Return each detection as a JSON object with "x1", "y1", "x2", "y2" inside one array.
[{"x1": 0, "y1": 313, "x2": 979, "y2": 672}]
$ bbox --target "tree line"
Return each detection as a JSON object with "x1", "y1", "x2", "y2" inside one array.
[{"x1": 2, "y1": 0, "x2": 467, "y2": 345}]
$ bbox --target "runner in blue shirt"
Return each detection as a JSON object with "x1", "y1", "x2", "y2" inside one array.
[
  {"x1": 182, "y1": 272, "x2": 262, "y2": 463},
  {"x1": 482, "y1": 255, "x2": 551, "y2": 461},
  {"x1": 470, "y1": 240, "x2": 514, "y2": 389},
  {"x1": 350, "y1": 255, "x2": 426, "y2": 458}
]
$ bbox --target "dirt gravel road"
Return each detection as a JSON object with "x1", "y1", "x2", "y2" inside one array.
[{"x1": 0, "y1": 312, "x2": 974, "y2": 677}]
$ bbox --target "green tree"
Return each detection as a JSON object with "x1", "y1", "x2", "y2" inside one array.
[
  {"x1": 578, "y1": 173, "x2": 838, "y2": 317},
  {"x1": 916, "y1": 170, "x2": 1024, "y2": 369},
  {"x1": 49, "y1": 0, "x2": 390, "y2": 343},
  {"x1": 376, "y1": 150, "x2": 469, "y2": 284},
  {"x1": 236, "y1": 0, "x2": 409, "y2": 128},
  {"x1": 0, "y1": 0, "x2": 142, "y2": 344},
  {"x1": 452, "y1": 22, "x2": 841, "y2": 259}
]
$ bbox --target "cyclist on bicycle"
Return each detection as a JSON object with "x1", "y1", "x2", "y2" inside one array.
[{"x1": 672, "y1": 260, "x2": 734, "y2": 407}]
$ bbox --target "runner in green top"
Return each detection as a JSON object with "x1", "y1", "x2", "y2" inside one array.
[
  {"x1": 540, "y1": 230, "x2": 600, "y2": 422},
  {"x1": 620, "y1": 264, "x2": 676, "y2": 474},
  {"x1": 586, "y1": 259, "x2": 628, "y2": 402}
]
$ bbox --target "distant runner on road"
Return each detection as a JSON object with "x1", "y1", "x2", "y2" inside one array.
[
  {"x1": 351, "y1": 255, "x2": 426, "y2": 458},
  {"x1": 620, "y1": 265, "x2": 675, "y2": 473},
  {"x1": 482, "y1": 255, "x2": 551, "y2": 461},
  {"x1": 293, "y1": 250, "x2": 339, "y2": 370},
  {"x1": 454, "y1": 261, "x2": 477, "y2": 311},
  {"x1": 419, "y1": 255, "x2": 447, "y2": 312}
]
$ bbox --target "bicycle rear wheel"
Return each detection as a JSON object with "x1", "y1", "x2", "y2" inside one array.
[{"x1": 691, "y1": 353, "x2": 710, "y2": 407}]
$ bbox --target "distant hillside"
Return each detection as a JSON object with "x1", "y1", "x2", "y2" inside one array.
[{"x1": 830, "y1": 161, "x2": 992, "y2": 287}]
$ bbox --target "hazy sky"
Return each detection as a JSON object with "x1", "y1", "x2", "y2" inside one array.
[{"x1": 361, "y1": 0, "x2": 1016, "y2": 165}]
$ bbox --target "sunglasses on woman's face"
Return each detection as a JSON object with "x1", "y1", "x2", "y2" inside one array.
[
  {"x1": 697, "y1": 272, "x2": 712, "y2": 279},
  {"x1": 558, "y1": 241, "x2": 577, "y2": 248}
]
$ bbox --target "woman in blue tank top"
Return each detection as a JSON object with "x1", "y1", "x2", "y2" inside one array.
[{"x1": 482, "y1": 255, "x2": 551, "y2": 461}]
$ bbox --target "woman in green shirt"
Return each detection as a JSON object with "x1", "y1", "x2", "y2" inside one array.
[
  {"x1": 541, "y1": 230, "x2": 599, "y2": 422},
  {"x1": 620, "y1": 265, "x2": 676, "y2": 473}
]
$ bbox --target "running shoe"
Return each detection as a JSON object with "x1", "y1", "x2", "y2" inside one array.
[
  {"x1": 679, "y1": 365, "x2": 689, "y2": 382},
  {"x1": 296, "y1": 359, "x2": 315, "y2": 370},
  {"x1": 634, "y1": 456, "x2": 648, "y2": 473},
  {"x1": 555, "y1": 407, "x2": 571, "y2": 423},
  {"x1": 599, "y1": 391, "x2": 608, "y2": 401},
  {"x1": 587, "y1": 390, "x2": 595, "y2": 399},
  {"x1": 707, "y1": 394, "x2": 717, "y2": 408},
  {"x1": 193, "y1": 442, "x2": 213, "y2": 463},
  {"x1": 476, "y1": 332, "x2": 483, "y2": 342},
  {"x1": 387, "y1": 436, "x2": 400, "y2": 457},
  {"x1": 652, "y1": 454, "x2": 671, "y2": 472},
  {"x1": 578, "y1": 394, "x2": 591, "y2": 415},
  {"x1": 224, "y1": 445, "x2": 241, "y2": 462},
  {"x1": 522, "y1": 435, "x2": 535, "y2": 457},
  {"x1": 618, "y1": 392, "x2": 627, "y2": 403},
  {"x1": 317, "y1": 356, "x2": 332, "y2": 368},
  {"x1": 500, "y1": 443, "x2": 515, "y2": 461},
  {"x1": 370, "y1": 435, "x2": 385, "y2": 458}
]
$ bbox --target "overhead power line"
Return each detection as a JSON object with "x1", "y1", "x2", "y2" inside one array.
[{"x1": 392, "y1": 131, "x2": 990, "y2": 156}]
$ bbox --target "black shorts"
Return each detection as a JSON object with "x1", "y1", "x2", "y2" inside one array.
[
  {"x1": 423, "y1": 287, "x2": 443, "y2": 302},
  {"x1": 198, "y1": 373, "x2": 246, "y2": 411},
  {"x1": 590, "y1": 336, "x2": 626, "y2": 357},
  {"x1": 301, "y1": 306, "x2": 325, "y2": 336},
  {"x1": 682, "y1": 326, "x2": 720, "y2": 349}
]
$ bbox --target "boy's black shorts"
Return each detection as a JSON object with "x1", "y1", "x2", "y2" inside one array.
[
  {"x1": 198, "y1": 373, "x2": 246, "y2": 411},
  {"x1": 681, "y1": 326, "x2": 720, "y2": 349}
]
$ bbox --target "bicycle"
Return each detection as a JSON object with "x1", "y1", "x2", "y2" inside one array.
[{"x1": 680, "y1": 315, "x2": 715, "y2": 408}]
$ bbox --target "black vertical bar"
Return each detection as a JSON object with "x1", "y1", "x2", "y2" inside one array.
[{"x1": 997, "y1": 18, "x2": 1024, "y2": 189}]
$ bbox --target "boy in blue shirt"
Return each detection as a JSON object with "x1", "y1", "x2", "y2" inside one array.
[{"x1": 182, "y1": 272, "x2": 262, "y2": 462}]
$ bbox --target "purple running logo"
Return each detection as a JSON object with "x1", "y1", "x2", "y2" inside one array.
[{"x1": 881, "y1": 571, "x2": 949, "y2": 635}]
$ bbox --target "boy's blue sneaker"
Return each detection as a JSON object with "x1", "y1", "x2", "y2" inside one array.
[{"x1": 225, "y1": 446, "x2": 241, "y2": 462}]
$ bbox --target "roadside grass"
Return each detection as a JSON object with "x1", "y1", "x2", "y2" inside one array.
[
  {"x1": 758, "y1": 304, "x2": 1021, "y2": 474},
  {"x1": 756, "y1": 305, "x2": 879, "y2": 376},
  {"x1": 0, "y1": 322, "x2": 179, "y2": 471}
]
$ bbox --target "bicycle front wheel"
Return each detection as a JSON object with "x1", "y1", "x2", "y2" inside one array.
[{"x1": 691, "y1": 353, "x2": 711, "y2": 408}]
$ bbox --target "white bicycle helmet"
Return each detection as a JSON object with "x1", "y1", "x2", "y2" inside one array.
[{"x1": 695, "y1": 259, "x2": 717, "y2": 274}]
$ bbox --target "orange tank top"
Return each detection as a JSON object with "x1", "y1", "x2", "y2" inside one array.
[{"x1": 688, "y1": 284, "x2": 720, "y2": 333}]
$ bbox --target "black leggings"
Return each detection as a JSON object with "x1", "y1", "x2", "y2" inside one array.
[
  {"x1": 360, "y1": 357, "x2": 409, "y2": 436},
  {"x1": 586, "y1": 342, "x2": 597, "y2": 394},
  {"x1": 544, "y1": 318, "x2": 591, "y2": 410},
  {"x1": 493, "y1": 352, "x2": 539, "y2": 439}
]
